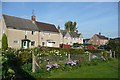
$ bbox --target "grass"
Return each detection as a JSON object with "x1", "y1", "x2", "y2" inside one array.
[{"x1": 50, "y1": 59, "x2": 118, "y2": 78}]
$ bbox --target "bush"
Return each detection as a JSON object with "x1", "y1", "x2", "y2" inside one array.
[
  {"x1": 103, "y1": 50, "x2": 108, "y2": 60},
  {"x1": 2, "y1": 33, "x2": 8, "y2": 50},
  {"x1": 21, "y1": 63, "x2": 50, "y2": 78},
  {"x1": 17, "y1": 50, "x2": 32, "y2": 64},
  {"x1": 1, "y1": 55, "x2": 16, "y2": 80},
  {"x1": 85, "y1": 49, "x2": 104, "y2": 53}
]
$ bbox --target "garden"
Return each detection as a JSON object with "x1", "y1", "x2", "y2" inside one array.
[{"x1": 1, "y1": 46, "x2": 119, "y2": 80}]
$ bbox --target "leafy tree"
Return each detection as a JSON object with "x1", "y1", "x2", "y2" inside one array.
[
  {"x1": 105, "y1": 38, "x2": 120, "y2": 58},
  {"x1": 2, "y1": 33, "x2": 8, "y2": 50},
  {"x1": 65, "y1": 21, "x2": 77, "y2": 32}
]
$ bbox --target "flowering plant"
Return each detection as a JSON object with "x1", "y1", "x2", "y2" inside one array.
[
  {"x1": 65, "y1": 60, "x2": 78, "y2": 66},
  {"x1": 46, "y1": 63, "x2": 59, "y2": 71}
]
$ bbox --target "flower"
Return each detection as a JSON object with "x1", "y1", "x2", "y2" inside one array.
[
  {"x1": 66, "y1": 60, "x2": 77, "y2": 66},
  {"x1": 52, "y1": 63, "x2": 59, "y2": 68},
  {"x1": 46, "y1": 64, "x2": 52, "y2": 71}
]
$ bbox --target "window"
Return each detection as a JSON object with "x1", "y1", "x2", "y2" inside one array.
[
  {"x1": 31, "y1": 31, "x2": 35, "y2": 35},
  {"x1": 31, "y1": 41, "x2": 35, "y2": 46},
  {"x1": 24, "y1": 31, "x2": 27, "y2": 35},
  {"x1": 13, "y1": 40, "x2": 19, "y2": 44},
  {"x1": 97, "y1": 40, "x2": 98, "y2": 42},
  {"x1": 43, "y1": 32, "x2": 45, "y2": 36},
  {"x1": 49, "y1": 33, "x2": 50, "y2": 37},
  {"x1": 42, "y1": 42, "x2": 45, "y2": 46}
]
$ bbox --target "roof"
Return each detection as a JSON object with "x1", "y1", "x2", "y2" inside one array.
[
  {"x1": 60, "y1": 30, "x2": 81, "y2": 38},
  {"x1": 3, "y1": 14, "x2": 39, "y2": 31},
  {"x1": 96, "y1": 34, "x2": 108, "y2": 40},
  {"x1": 84, "y1": 39, "x2": 90, "y2": 41},
  {"x1": 69, "y1": 31, "x2": 80, "y2": 37},
  {"x1": 60, "y1": 30, "x2": 67, "y2": 37},
  {"x1": 36, "y1": 21, "x2": 59, "y2": 33}
]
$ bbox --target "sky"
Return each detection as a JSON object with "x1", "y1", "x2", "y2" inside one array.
[{"x1": 2, "y1": 2, "x2": 118, "y2": 38}]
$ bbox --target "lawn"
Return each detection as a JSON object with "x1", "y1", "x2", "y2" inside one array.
[{"x1": 50, "y1": 59, "x2": 118, "y2": 78}]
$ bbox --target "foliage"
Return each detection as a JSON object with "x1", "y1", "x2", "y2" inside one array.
[
  {"x1": 85, "y1": 49, "x2": 104, "y2": 53},
  {"x1": 2, "y1": 33, "x2": 8, "y2": 50},
  {"x1": 1, "y1": 55, "x2": 16, "y2": 80},
  {"x1": 105, "y1": 38, "x2": 120, "y2": 58},
  {"x1": 17, "y1": 50, "x2": 32, "y2": 64},
  {"x1": 65, "y1": 21, "x2": 77, "y2": 32},
  {"x1": 102, "y1": 50, "x2": 108, "y2": 60},
  {"x1": 21, "y1": 63, "x2": 50, "y2": 78}
]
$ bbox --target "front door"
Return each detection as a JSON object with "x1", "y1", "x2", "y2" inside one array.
[
  {"x1": 23, "y1": 41, "x2": 28, "y2": 49},
  {"x1": 21, "y1": 39, "x2": 30, "y2": 49}
]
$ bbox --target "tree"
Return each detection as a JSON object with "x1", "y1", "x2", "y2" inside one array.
[
  {"x1": 65, "y1": 21, "x2": 77, "y2": 32},
  {"x1": 2, "y1": 33, "x2": 8, "y2": 50},
  {"x1": 104, "y1": 38, "x2": 120, "y2": 58}
]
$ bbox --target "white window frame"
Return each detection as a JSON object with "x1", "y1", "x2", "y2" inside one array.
[{"x1": 13, "y1": 40, "x2": 19, "y2": 44}]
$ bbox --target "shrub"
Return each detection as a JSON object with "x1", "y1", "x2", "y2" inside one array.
[
  {"x1": 1, "y1": 55, "x2": 16, "y2": 80},
  {"x1": 22, "y1": 63, "x2": 50, "y2": 78},
  {"x1": 17, "y1": 50, "x2": 32, "y2": 64},
  {"x1": 103, "y1": 50, "x2": 108, "y2": 60},
  {"x1": 85, "y1": 49, "x2": 104, "y2": 53},
  {"x1": 2, "y1": 33, "x2": 8, "y2": 50}
]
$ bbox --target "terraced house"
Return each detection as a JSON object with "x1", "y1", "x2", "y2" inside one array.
[
  {"x1": 59, "y1": 29, "x2": 83, "y2": 45},
  {"x1": 0, "y1": 14, "x2": 60, "y2": 48},
  {"x1": 0, "y1": 14, "x2": 83, "y2": 49}
]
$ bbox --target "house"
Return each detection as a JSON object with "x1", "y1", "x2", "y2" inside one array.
[
  {"x1": 83, "y1": 38, "x2": 90, "y2": 44},
  {"x1": 36, "y1": 21, "x2": 59, "y2": 47},
  {"x1": 89, "y1": 33, "x2": 109, "y2": 46},
  {"x1": 58, "y1": 27, "x2": 83, "y2": 46},
  {"x1": 0, "y1": 14, "x2": 60, "y2": 48}
]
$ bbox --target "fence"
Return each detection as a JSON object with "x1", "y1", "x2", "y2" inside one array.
[{"x1": 32, "y1": 48, "x2": 116, "y2": 72}]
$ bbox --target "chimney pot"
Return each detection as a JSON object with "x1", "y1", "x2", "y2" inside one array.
[{"x1": 31, "y1": 15, "x2": 36, "y2": 21}]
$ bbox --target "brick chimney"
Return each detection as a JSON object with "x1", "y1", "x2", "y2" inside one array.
[
  {"x1": 31, "y1": 15, "x2": 36, "y2": 21},
  {"x1": 99, "y1": 32, "x2": 101, "y2": 35},
  {"x1": 58, "y1": 26, "x2": 60, "y2": 32}
]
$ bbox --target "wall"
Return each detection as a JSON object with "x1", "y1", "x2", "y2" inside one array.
[
  {"x1": 90, "y1": 34, "x2": 100, "y2": 45},
  {"x1": 63, "y1": 32, "x2": 72, "y2": 45},
  {"x1": 39, "y1": 31, "x2": 60, "y2": 47},
  {"x1": 7, "y1": 28, "x2": 39, "y2": 48}
]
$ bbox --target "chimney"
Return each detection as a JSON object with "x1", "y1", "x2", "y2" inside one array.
[
  {"x1": 31, "y1": 9, "x2": 36, "y2": 23},
  {"x1": 99, "y1": 32, "x2": 101, "y2": 35},
  {"x1": 31, "y1": 15, "x2": 36, "y2": 21},
  {"x1": 58, "y1": 26, "x2": 60, "y2": 32}
]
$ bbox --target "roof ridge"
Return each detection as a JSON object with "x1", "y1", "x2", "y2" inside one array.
[
  {"x1": 3, "y1": 14, "x2": 31, "y2": 21},
  {"x1": 36, "y1": 21, "x2": 55, "y2": 26}
]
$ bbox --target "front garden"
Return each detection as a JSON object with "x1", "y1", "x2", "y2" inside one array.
[{"x1": 1, "y1": 47, "x2": 119, "y2": 80}]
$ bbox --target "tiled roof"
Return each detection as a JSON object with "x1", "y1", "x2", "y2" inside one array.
[
  {"x1": 84, "y1": 39, "x2": 90, "y2": 41},
  {"x1": 3, "y1": 14, "x2": 39, "y2": 31},
  {"x1": 36, "y1": 21, "x2": 59, "y2": 33},
  {"x1": 69, "y1": 31, "x2": 80, "y2": 37},
  {"x1": 60, "y1": 30, "x2": 67, "y2": 37},
  {"x1": 60, "y1": 30, "x2": 81, "y2": 38},
  {"x1": 96, "y1": 34, "x2": 108, "y2": 39}
]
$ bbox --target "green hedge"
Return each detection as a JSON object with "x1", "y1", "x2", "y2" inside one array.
[
  {"x1": 85, "y1": 49, "x2": 105, "y2": 53},
  {"x1": 2, "y1": 33, "x2": 8, "y2": 50}
]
